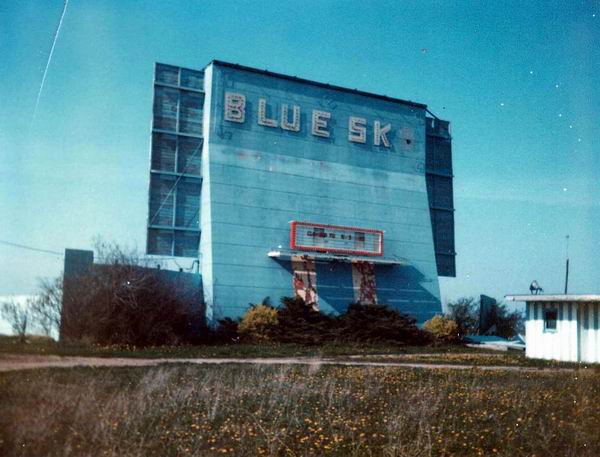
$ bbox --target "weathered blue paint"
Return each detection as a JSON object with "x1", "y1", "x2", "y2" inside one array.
[{"x1": 200, "y1": 62, "x2": 442, "y2": 322}]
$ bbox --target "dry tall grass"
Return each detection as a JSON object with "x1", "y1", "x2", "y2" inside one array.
[{"x1": 1, "y1": 364, "x2": 599, "y2": 456}]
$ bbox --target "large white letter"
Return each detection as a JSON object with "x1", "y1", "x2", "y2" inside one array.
[
  {"x1": 281, "y1": 104, "x2": 301, "y2": 132},
  {"x1": 348, "y1": 116, "x2": 366, "y2": 143},
  {"x1": 312, "y1": 110, "x2": 331, "y2": 138},
  {"x1": 258, "y1": 98, "x2": 278, "y2": 128},
  {"x1": 224, "y1": 92, "x2": 245, "y2": 123},
  {"x1": 374, "y1": 121, "x2": 391, "y2": 147}
]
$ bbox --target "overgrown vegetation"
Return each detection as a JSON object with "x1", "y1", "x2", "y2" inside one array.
[
  {"x1": 0, "y1": 300, "x2": 30, "y2": 343},
  {"x1": 423, "y1": 315, "x2": 461, "y2": 344},
  {"x1": 274, "y1": 296, "x2": 333, "y2": 345},
  {"x1": 446, "y1": 296, "x2": 524, "y2": 338},
  {"x1": 30, "y1": 276, "x2": 63, "y2": 337},
  {"x1": 336, "y1": 302, "x2": 428, "y2": 344},
  {"x1": 0, "y1": 334, "x2": 501, "y2": 360},
  {"x1": 0, "y1": 277, "x2": 63, "y2": 342},
  {"x1": 0, "y1": 240, "x2": 203, "y2": 347},
  {"x1": 1, "y1": 364, "x2": 598, "y2": 457},
  {"x1": 1, "y1": 239, "x2": 524, "y2": 349},
  {"x1": 59, "y1": 240, "x2": 204, "y2": 346},
  {"x1": 445, "y1": 297, "x2": 480, "y2": 337},
  {"x1": 237, "y1": 304, "x2": 279, "y2": 341},
  {"x1": 232, "y1": 297, "x2": 431, "y2": 346}
]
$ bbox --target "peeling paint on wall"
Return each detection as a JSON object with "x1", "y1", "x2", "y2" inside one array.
[
  {"x1": 291, "y1": 255, "x2": 319, "y2": 309},
  {"x1": 351, "y1": 261, "x2": 377, "y2": 304}
]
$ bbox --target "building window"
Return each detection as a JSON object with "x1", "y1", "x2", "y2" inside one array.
[{"x1": 544, "y1": 309, "x2": 557, "y2": 331}]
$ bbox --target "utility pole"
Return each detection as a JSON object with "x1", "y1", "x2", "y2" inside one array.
[{"x1": 564, "y1": 235, "x2": 570, "y2": 294}]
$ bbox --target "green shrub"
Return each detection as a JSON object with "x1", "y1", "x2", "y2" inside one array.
[
  {"x1": 445, "y1": 297, "x2": 479, "y2": 337},
  {"x1": 334, "y1": 303, "x2": 429, "y2": 345},
  {"x1": 446, "y1": 296, "x2": 524, "y2": 338},
  {"x1": 238, "y1": 305, "x2": 279, "y2": 342},
  {"x1": 59, "y1": 240, "x2": 203, "y2": 346},
  {"x1": 275, "y1": 296, "x2": 333, "y2": 345},
  {"x1": 423, "y1": 315, "x2": 461, "y2": 344},
  {"x1": 213, "y1": 318, "x2": 240, "y2": 343}
]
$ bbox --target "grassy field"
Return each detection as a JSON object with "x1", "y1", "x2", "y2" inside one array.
[
  {"x1": 0, "y1": 335, "x2": 499, "y2": 359},
  {"x1": 1, "y1": 335, "x2": 591, "y2": 370},
  {"x1": 342, "y1": 351, "x2": 594, "y2": 369},
  {"x1": 1, "y1": 363, "x2": 599, "y2": 457}
]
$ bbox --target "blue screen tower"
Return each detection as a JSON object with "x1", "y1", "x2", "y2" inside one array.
[{"x1": 147, "y1": 61, "x2": 455, "y2": 324}]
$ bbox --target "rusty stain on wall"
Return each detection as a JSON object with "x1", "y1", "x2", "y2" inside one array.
[
  {"x1": 291, "y1": 255, "x2": 319, "y2": 309},
  {"x1": 351, "y1": 261, "x2": 377, "y2": 304}
]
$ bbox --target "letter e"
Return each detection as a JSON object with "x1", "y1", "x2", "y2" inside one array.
[{"x1": 312, "y1": 110, "x2": 331, "y2": 138}]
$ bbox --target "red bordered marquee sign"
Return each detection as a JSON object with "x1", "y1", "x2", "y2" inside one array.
[{"x1": 290, "y1": 221, "x2": 384, "y2": 257}]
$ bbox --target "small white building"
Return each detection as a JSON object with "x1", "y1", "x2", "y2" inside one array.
[{"x1": 506, "y1": 295, "x2": 600, "y2": 363}]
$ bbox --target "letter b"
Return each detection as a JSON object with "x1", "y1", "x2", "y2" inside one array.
[{"x1": 224, "y1": 92, "x2": 246, "y2": 123}]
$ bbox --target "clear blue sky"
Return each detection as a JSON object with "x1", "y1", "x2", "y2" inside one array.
[{"x1": 1, "y1": 0, "x2": 598, "y2": 306}]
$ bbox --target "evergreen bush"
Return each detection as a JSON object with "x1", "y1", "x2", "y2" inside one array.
[
  {"x1": 333, "y1": 303, "x2": 429, "y2": 345},
  {"x1": 275, "y1": 296, "x2": 333, "y2": 345},
  {"x1": 214, "y1": 318, "x2": 240, "y2": 343}
]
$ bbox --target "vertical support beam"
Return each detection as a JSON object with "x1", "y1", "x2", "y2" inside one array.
[{"x1": 564, "y1": 258, "x2": 569, "y2": 294}]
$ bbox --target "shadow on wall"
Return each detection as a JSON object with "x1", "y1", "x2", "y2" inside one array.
[{"x1": 278, "y1": 258, "x2": 440, "y2": 322}]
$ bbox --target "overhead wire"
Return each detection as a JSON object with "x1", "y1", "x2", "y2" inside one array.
[
  {"x1": 0, "y1": 239, "x2": 200, "y2": 266},
  {"x1": 0, "y1": 240, "x2": 63, "y2": 257}
]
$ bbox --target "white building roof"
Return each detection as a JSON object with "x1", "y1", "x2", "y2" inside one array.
[{"x1": 506, "y1": 294, "x2": 600, "y2": 302}]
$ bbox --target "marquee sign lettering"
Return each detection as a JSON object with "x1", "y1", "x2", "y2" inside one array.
[
  {"x1": 224, "y1": 91, "x2": 402, "y2": 148},
  {"x1": 290, "y1": 221, "x2": 384, "y2": 256}
]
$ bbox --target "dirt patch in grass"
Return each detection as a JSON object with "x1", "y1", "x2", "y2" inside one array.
[
  {"x1": 0, "y1": 364, "x2": 599, "y2": 456},
  {"x1": 0, "y1": 352, "x2": 582, "y2": 374}
]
